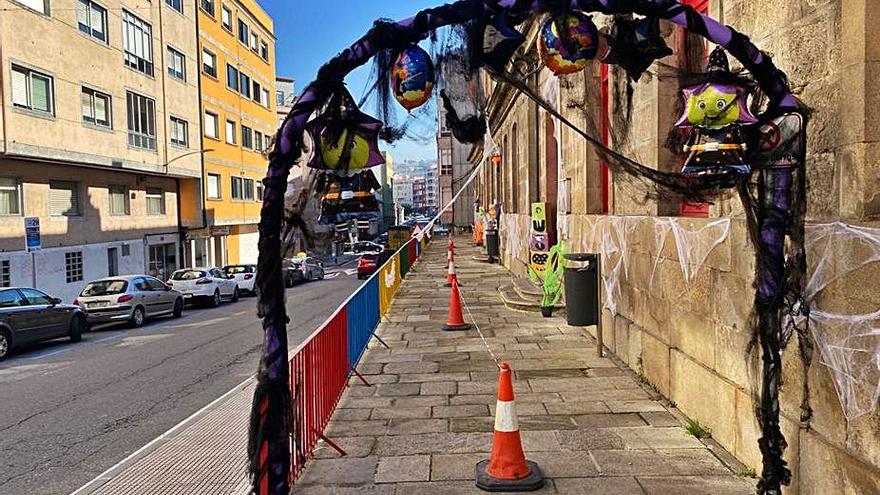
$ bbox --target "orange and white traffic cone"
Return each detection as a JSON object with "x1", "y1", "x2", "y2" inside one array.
[
  {"x1": 442, "y1": 282, "x2": 472, "y2": 331},
  {"x1": 444, "y1": 259, "x2": 462, "y2": 287},
  {"x1": 475, "y1": 362, "x2": 544, "y2": 492}
]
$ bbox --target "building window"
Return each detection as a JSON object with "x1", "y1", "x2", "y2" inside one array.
[
  {"x1": 65, "y1": 252, "x2": 84, "y2": 283},
  {"x1": 255, "y1": 181, "x2": 263, "y2": 202},
  {"x1": 17, "y1": 0, "x2": 49, "y2": 15},
  {"x1": 126, "y1": 91, "x2": 157, "y2": 150},
  {"x1": 239, "y1": 72, "x2": 251, "y2": 98},
  {"x1": 0, "y1": 260, "x2": 9, "y2": 287},
  {"x1": 122, "y1": 243, "x2": 131, "y2": 256},
  {"x1": 207, "y1": 173, "x2": 221, "y2": 199},
  {"x1": 276, "y1": 90, "x2": 284, "y2": 106},
  {"x1": 108, "y1": 185, "x2": 130, "y2": 216},
  {"x1": 237, "y1": 19, "x2": 248, "y2": 45},
  {"x1": 221, "y1": 4, "x2": 232, "y2": 31},
  {"x1": 122, "y1": 11, "x2": 154, "y2": 76},
  {"x1": 146, "y1": 187, "x2": 165, "y2": 215},
  {"x1": 252, "y1": 80, "x2": 261, "y2": 103},
  {"x1": 226, "y1": 63, "x2": 239, "y2": 91},
  {"x1": 261, "y1": 88, "x2": 270, "y2": 108},
  {"x1": 204, "y1": 111, "x2": 219, "y2": 139},
  {"x1": 231, "y1": 176, "x2": 243, "y2": 200},
  {"x1": 202, "y1": 48, "x2": 216, "y2": 77},
  {"x1": 164, "y1": 0, "x2": 182, "y2": 13},
  {"x1": 170, "y1": 116, "x2": 188, "y2": 147},
  {"x1": 49, "y1": 181, "x2": 80, "y2": 217},
  {"x1": 0, "y1": 178, "x2": 22, "y2": 216},
  {"x1": 199, "y1": 0, "x2": 214, "y2": 16},
  {"x1": 166, "y1": 46, "x2": 186, "y2": 81},
  {"x1": 440, "y1": 148, "x2": 452, "y2": 175},
  {"x1": 241, "y1": 125, "x2": 253, "y2": 149},
  {"x1": 264, "y1": 134, "x2": 271, "y2": 150},
  {"x1": 255, "y1": 131, "x2": 263, "y2": 152},
  {"x1": 243, "y1": 178, "x2": 254, "y2": 201},
  {"x1": 11, "y1": 64, "x2": 53, "y2": 115},
  {"x1": 225, "y1": 120, "x2": 236, "y2": 144},
  {"x1": 81, "y1": 87, "x2": 112, "y2": 128},
  {"x1": 260, "y1": 41, "x2": 269, "y2": 61},
  {"x1": 250, "y1": 32, "x2": 259, "y2": 51},
  {"x1": 77, "y1": 0, "x2": 108, "y2": 43}
]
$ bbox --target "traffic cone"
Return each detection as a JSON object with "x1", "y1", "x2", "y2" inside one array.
[
  {"x1": 475, "y1": 363, "x2": 544, "y2": 492},
  {"x1": 444, "y1": 259, "x2": 462, "y2": 287},
  {"x1": 442, "y1": 282, "x2": 471, "y2": 331}
]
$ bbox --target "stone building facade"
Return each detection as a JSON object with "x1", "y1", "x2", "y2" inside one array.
[{"x1": 475, "y1": 1, "x2": 880, "y2": 493}]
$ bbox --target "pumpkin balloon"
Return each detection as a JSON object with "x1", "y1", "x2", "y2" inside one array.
[
  {"x1": 391, "y1": 45, "x2": 435, "y2": 111},
  {"x1": 538, "y1": 11, "x2": 599, "y2": 76}
]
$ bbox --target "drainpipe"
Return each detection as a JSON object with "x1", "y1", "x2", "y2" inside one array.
[
  {"x1": 0, "y1": 21, "x2": 8, "y2": 154},
  {"x1": 157, "y1": 1, "x2": 170, "y2": 173}
]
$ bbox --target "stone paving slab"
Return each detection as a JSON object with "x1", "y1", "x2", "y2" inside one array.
[{"x1": 297, "y1": 239, "x2": 756, "y2": 494}]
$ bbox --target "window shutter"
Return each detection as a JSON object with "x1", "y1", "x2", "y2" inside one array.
[
  {"x1": 19, "y1": 0, "x2": 46, "y2": 14},
  {"x1": 81, "y1": 89, "x2": 93, "y2": 120},
  {"x1": 50, "y1": 182, "x2": 79, "y2": 216},
  {"x1": 11, "y1": 68, "x2": 28, "y2": 106},
  {"x1": 95, "y1": 93, "x2": 108, "y2": 124}
]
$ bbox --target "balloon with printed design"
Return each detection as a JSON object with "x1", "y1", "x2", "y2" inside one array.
[
  {"x1": 538, "y1": 11, "x2": 599, "y2": 76},
  {"x1": 391, "y1": 45, "x2": 435, "y2": 111}
]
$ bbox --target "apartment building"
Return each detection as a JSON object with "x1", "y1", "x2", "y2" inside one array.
[
  {"x1": 437, "y1": 105, "x2": 474, "y2": 227},
  {"x1": 0, "y1": 0, "x2": 202, "y2": 303},
  {"x1": 190, "y1": 0, "x2": 275, "y2": 266}
]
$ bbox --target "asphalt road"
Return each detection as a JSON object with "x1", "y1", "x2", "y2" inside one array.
[{"x1": 0, "y1": 265, "x2": 360, "y2": 495}]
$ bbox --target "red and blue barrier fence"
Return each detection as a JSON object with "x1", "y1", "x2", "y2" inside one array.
[{"x1": 288, "y1": 236, "x2": 424, "y2": 484}]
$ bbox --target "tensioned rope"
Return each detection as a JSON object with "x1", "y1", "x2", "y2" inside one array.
[{"x1": 455, "y1": 279, "x2": 502, "y2": 369}]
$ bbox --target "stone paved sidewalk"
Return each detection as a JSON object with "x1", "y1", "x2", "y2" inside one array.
[{"x1": 296, "y1": 238, "x2": 756, "y2": 495}]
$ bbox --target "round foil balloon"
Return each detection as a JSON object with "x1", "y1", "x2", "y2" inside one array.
[
  {"x1": 391, "y1": 45, "x2": 435, "y2": 111},
  {"x1": 538, "y1": 11, "x2": 599, "y2": 76},
  {"x1": 318, "y1": 129, "x2": 374, "y2": 172}
]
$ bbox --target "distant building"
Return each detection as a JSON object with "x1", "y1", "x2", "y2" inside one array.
[
  {"x1": 412, "y1": 177, "x2": 427, "y2": 210},
  {"x1": 393, "y1": 175, "x2": 413, "y2": 207},
  {"x1": 276, "y1": 77, "x2": 295, "y2": 128},
  {"x1": 437, "y1": 102, "x2": 474, "y2": 227},
  {"x1": 425, "y1": 163, "x2": 439, "y2": 209}
]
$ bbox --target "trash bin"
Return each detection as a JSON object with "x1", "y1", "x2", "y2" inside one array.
[
  {"x1": 563, "y1": 253, "x2": 599, "y2": 326},
  {"x1": 485, "y1": 229, "x2": 500, "y2": 259}
]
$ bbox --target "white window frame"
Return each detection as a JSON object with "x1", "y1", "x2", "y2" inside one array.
[
  {"x1": 207, "y1": 173, "x2": 221, "y2": 199},
  {"x1": 170, "y1": 116, "x2": 188, "y2": 147},
  {"x1": 11, "y1": 64, "x2": 54, "y2": 115},
  {"x1": 81, "y1": 86, "x2": 112, "y2": 128},
  {"x1": 166, "y1": 46, "x2": 186, "y2": 81},
  {"x1": 0, "y1": 177, "x2": 23, "y2": 216},
  {"x1": 225, "y1": 120, "x2": 236, "y2": 145},
  {"x1": 204, "y1": 110, "x2": 219, "y2": 139},
  {"x1": 221, "y1": 4, "x2": 232, "y2": 31},
  {"x1": 77, "y1": 0, "x2": 108, "y2": 43},
  {"x1": 122, "y1": 10, "x2": 154, "y2": 76},
  {"x1": 202, "y1": 48, "x2": 217, "y2": 78},
  {"x1": 126, "y1": 91, "x2": 157, "y2": 150},
  {"x1": 146, "y1": 187, "x2": 165, "y2": 215}
]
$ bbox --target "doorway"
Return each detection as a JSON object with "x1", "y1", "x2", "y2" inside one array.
[
  {"x1": 544, "y1": 114, "x2": 559, "y2": 245},
  {"x1": 107, "y1": 248, "x2": 118, "y2": 277},
  {"x1": 149, "y1": 243, "x2": 178, "y2": 281}
]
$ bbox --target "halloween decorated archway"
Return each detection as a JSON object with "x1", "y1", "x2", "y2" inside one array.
[{"x1": 251, "y1": 2, "x2": 808, "y2": 495}]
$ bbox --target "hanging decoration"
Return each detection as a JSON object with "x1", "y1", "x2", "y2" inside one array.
[
  {"x1": 675, "y1": 47, "x2": 758, "y2": 187},
  {"x1": 315, "y1": 171, "x2": 382, "y2": 225},
  {"x1": 538, "y1": 11, "x2": 599, "y2": 76},
  {"x1": 601, "y1": 16, "x2": 672, "y2": 82},
  {"x1": 391, "y1": 45, "x2": 435, "y2": 111},
  {"x1": 479, "y1": 12, "x2": 526, "y2": 76},
  {"x1": 304, "y1": 86, "x2": 385, "y2": 174}
]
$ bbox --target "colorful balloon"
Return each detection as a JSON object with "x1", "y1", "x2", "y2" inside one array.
[
  {"x1": 391, "y1": 45, "x2": 435, "y2": 111},
  {"x1": 538, "y1": 11, "x2": 599, "y2": 76},
  {"x1": 305, "y1": 87, "x2": 384, "y2": 174}
]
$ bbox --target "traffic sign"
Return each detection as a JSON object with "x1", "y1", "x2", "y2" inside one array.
[{"x1": 25, "y1": 217, "x2": 41, "y2": 252}]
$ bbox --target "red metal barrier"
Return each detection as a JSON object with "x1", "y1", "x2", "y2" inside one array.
[{"x1": 289, "y1": 307, "x2": 349, "y2": 483}]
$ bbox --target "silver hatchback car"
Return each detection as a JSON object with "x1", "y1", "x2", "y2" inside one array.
[{"x1": 76, "y1": 275, "x2": 185, "y2": 327}]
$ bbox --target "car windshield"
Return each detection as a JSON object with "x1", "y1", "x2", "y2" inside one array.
[
  {"x1": 224, "y1": 266, "x2": 254, "y2": 274},
  {"x1": 172, "y1": 270, "x2": 207, "y2": 281},
  {"x1": 362, "y1": 254, "x2": 377, "y2": 261},
  {"x1": 80, "y1": 280, "x2": 128, "y2": 296}
]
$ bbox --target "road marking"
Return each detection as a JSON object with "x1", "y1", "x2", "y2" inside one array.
[
  {"x1": 69, "y1": 375, "x2": 256, "y2": 495},
  {"x1": 233, "y1": 310, "x2": 248, "y2": 316},
  {"x1": 344, "y1": 268, "x2": 358, "y2": 276},
  {"x1": 94, "y1": 334, "x2": 126, "y2": 344},
  {"x1": 324, "y1": 272, "x2": 340, "y2": 280},
  {"x1": 166, "y1": 316, "x2": 231, "y2": 328},
  {"x1": 28, "y1": 347, "x2": 73, "y2": 361}
]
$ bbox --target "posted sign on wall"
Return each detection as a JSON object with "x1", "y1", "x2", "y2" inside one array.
[
  {"x1": 529, "y1": 203, "x2": 550, "y2": 275},
  {"x1": 25, "y1": 217, "x2": 41, "y2": 252}
]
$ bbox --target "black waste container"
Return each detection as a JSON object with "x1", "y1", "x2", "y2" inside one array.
[
  {"x1": 563, "y1": 253, "x2": 599, "y2": 326},
  {"x1": 485, "y1": 229, "x2": 500, "y2": 259}
]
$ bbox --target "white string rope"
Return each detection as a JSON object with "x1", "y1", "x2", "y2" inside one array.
[{"x1": 454, "y1": 279, "x2": 501, "y2": 369}]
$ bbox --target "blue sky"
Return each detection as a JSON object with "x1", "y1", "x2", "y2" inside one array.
[{"x1": 261, "y1": 0, "x2": 442, "y2": 162}]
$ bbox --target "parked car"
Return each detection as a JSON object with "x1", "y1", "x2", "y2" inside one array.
[
  {"x1": 76, "y1": 275, "x2": 184, "y2": 327},
  {"x1": 167, "y1": 268, "x2": 239, "y2": 307},
  {"x1": 357, "y1": 250, "x2": 393, "y2": 280},
  {"x1": 223, "y1": 264, "x2": 257, "y2": 295},
  {"x1": 284, "y1": 257, "x2": 325, "y2": 287},
  {"x1": 0, "y1": 287, "x2": 87, "y2": 360},
  {"x1": 344, "y1": 241, "x2": 384, "y2": 255}
]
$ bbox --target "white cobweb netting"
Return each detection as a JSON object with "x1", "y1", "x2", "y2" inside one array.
[
  {"x1": 789, "y1": 221, "x2": 880, "y2": 419},
  {"x1": 501, "y1": 213, "x2": 528, "y2": 261}
]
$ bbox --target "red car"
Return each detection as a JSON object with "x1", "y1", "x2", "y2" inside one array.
[{"x1": 357, "y1": 250, "x2": 392, "y2": 280}]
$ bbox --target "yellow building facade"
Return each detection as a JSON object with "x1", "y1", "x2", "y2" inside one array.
[{"x1": 189, "y1": 0, "x2": 275, "y2": 267}]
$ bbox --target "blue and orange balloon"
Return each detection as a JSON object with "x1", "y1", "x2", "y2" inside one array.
[
  {"x1": 391, "y1": 45, "x2": 435, "y2": 111},
  {"x1": 538, "y1": 11, "x2": 599, "y2": 76}
]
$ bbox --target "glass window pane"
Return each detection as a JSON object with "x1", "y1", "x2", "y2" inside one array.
[
  {"x1": 81, "y1": 89, "x2": 93, "y2": 121},
  {"x1": 30, "y1": 74, "x2": 51, "y2": 113}
]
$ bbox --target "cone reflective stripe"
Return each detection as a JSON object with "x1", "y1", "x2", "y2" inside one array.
[
  {"x1": 445, "y1": 260, "x2": 460, "y2": 287},
  {"x1": 442, "y1": 282, "x2": 471, "y2": 331},
  {"x1": 476, "y1": 363, "x2": 544, "y2": 492}
]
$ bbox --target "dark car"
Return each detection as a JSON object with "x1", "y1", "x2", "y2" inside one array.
[
  {"x1": 0, "y1": 287, "x2": 88, "y2": 360},
  {"x1": 284, "y1": 256, "x2": 325, "y2": 287}
]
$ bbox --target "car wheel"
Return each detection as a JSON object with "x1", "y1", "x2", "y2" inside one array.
[
  {"x1": 130, "y1": 306, "x2": 145, "y2": 328},
  {"x1": 0, "y1": 330, "x2": 10, "y2": 360},
  {"x1": 231, "y1": 286, "x2": 240, "y2": 302},
  {"x1": 69, "y1": 315, "x2": 85, "y2": 343},
  {"x1": 172, "y1": 298, "x2": 184, "y2": 318},
  {"x1": 318, "y1": 269, "x2": 324, "y2": 280},
  {"x1": 285, "y1": 274, "x2": 293, "y2": 288},
  {"x1": 209, "y1": 290, "x2": 221, "y2": 307}
]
